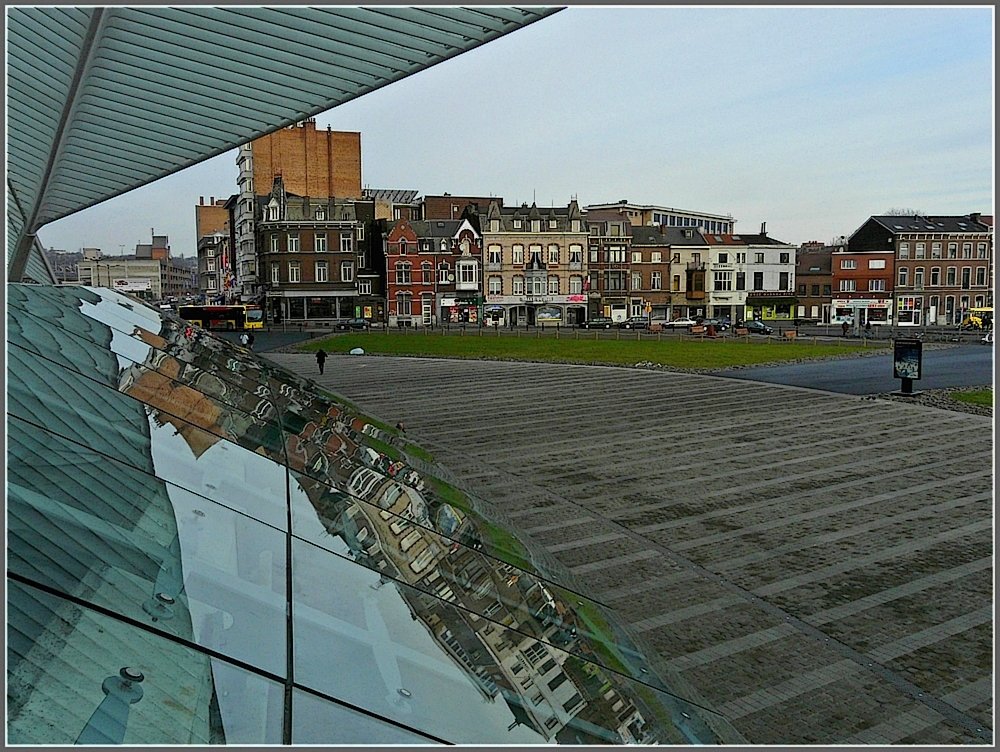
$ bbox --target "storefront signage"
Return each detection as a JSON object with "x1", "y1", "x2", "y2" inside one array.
[
  {"x1": 485, "y1": 294, "x2": 586, "y2": 305},
  {"x1": 113, "y1": 278, "x2": 151, "y2": 291}
]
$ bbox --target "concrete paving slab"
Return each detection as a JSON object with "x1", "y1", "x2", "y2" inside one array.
[{"x1": 266, "y1": 352, "x2": 993, "y2": 745}]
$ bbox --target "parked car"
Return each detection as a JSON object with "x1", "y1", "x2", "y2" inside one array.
[
  {"x1": 581, "y1": 316, "x2": 615, "y2": 329},
  {"x1": 336, "y1": 317, "x2": 371, "y2": 331},
  {"x1": 699, "y1": 317, "x2": 730, "y2": 331},
  {"x1": 662, "y1": 317, "x2": 698, "y2": 328},
  {"x1": 618, "y1": 316, "x2": 649, "y2": 329},
  {"x1": 742, "y1": 320, "x2": 774, "y2": 335}
]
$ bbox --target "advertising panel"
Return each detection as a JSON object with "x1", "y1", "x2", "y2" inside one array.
[{"x1": 893, "y1": 338, "x2": 922, "y2": 380}]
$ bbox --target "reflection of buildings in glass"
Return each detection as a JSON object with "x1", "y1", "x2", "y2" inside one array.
[
  {"x1": 112, "y1": 300, "x2": 668, "y2": 744},
  {"x1": 7, "y1": 294, "x2": 219, "y2": 743}
]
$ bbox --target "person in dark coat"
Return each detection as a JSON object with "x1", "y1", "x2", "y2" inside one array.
[{"x1": 315, "y1": 348, "x2": 328, "y2": 374}]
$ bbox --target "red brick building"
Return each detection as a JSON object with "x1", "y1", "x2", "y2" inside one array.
[
  {"x1": 385, "y1": 208, "x2": 482, "y2": 327},
  {"x1": 830, "y1": 247, "x2": 894, "y2": 327},
  {"x1": 847, "y1": 213, "x2": 992, "y2": 326}
]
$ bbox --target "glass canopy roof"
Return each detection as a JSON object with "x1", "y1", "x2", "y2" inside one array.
[
  {"x1": 7, "y1": 284, "x2": 735, "y2": 744},
  {"x1": 6, "y1": 5, "x2": 562, "y2": 281}
]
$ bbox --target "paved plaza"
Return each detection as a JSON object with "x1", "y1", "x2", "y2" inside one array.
[{"x1": 268, "y1": 352, "x2": 993, "y2": 745}]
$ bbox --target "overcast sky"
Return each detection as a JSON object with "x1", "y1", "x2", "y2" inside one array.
[{"x1": 36, "y1": 5, "x2": 994, "y2": 256}]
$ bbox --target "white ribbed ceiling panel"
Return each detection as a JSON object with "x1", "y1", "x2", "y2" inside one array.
[{"x1": 6, "y1": 5, "x2": 561, "y2": 280}]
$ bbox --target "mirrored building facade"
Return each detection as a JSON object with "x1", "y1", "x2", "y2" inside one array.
[{"x1": 7, "y1": 284, "x2": 736, "y2": 744}]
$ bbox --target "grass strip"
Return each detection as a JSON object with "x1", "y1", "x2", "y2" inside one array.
[
  {"x1": 950, "y1": 388, "x2": 993, "y2": 407},
  {"x1": 299, "y1": 332, "x2": 873, "y2": 370}
]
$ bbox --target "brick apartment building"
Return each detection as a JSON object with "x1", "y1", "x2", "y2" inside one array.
[
  {"x1": 255, "y1": 175, "x2": 382, "y2": 323},
  {"x1": 234, "y1": 119, "x2": 363, "y2": 303},
  {"x1": 846, "y1": 213, "x2": 992, "y2": 326},
  {"x1": 830, "y1": 246, "x2": 894, "y2": 327},
  {"x1": 585, "y1": 208, "x2": 635, "y2": 322},
  {"x1": 195, "y1": 196, "x2": 232, "y2": 301},
  {"x1": 795, "y1": 242, "x2": 834, "y2": 323},
  {"x1": 385, "y1": 207, "x2": 482, "y2": 327}
]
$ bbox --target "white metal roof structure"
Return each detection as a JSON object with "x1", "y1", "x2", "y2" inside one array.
[{"x1": 6, "y1": 5, "x2": 562, "y2": 282}]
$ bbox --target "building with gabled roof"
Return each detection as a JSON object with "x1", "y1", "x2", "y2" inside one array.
[
  {"x1": 847, "y1": 212, "x2": 992, "y2": 326},
  {"x1": 385, "y1": 209, "x2": 483, "y2": 327},
  {"x1": 482, "y1": 200, "x2": 588, "y2": 327}
]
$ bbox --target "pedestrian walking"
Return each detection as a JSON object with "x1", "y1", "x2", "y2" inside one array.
[
  {"x1": 315, "y1": 348, "x2": 327, "y2": 375},
  {"x1": 239, "y1": 331, "x2": 249, "y2": 347},
  {"x1": 842, "y1": 321, "x2": 849, "y2": 337},
  {"x1": 247, "y1": 332, "x2": 255, "y2": 351},
  {"x1": 864, "y1": 320, "x2": 872, "y2": 337},
  {"x1": 395, "y1": 421, "x2": 406, "y2": 434}
]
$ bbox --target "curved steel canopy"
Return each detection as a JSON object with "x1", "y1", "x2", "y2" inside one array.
[{"x1": 6, "y1": 5, "x2": 562, "y2": 281}]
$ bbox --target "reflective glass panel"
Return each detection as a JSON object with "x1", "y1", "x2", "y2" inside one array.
[
  {"x1": 292, "y1": 688, "x2": 440, "y2": 745},
  {"x1": 291, "y1": 537, "x2": 726, "y2": 744},
  {"x1": 9, "y1": 428, "x2": 288, "y2": 676},
  {"x1": 290, "y1": 468, "x2": 633, "y2": 674},
  {"x1": 8, "y1": 579, "x2": 283, "y2": 745}
]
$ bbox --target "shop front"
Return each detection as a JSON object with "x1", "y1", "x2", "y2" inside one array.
[
  {"x1": 268, "y1": 291, "x2": 383, "y2": 324},
  {"x1": 485, "y1": 293, "x2": 587, "y2": 327},
  {"x1": 744, "y1": 295, "x2": 797, "y2": 323},
  {"x1": 831, "y1": 298, "x2": 892, "y2": 326},
  {"x1": 440, "y1": 295, "x2": 482, "y2": 326}
]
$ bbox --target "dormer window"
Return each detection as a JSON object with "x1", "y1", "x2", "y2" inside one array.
[
  {"x1": 315, "y1": 208, "x2": 326, "y2": 220},
  {"x1": 267, "y1": 204, "x2": 279, "y2": 221},
  {"x1": 490, "y1": 219, "x2": 499, "y2": 233},
  {"x1": 549, "y1": 219, "x2": 558, "y2": 229},
  {"x1": 571, "y1": 220, "x2": 581, "y2": 232},
  {"x1": 513, "y1": 219, "x2": 522, "y2": 229},
  {"x1": 460, "y1": 239, "x2": 470, "y2": 255},
  {"x1": 440, "y1": 239, "x2": 448, "y2": 252},
  {"x1": 531, "y1": 219, "x2": 540, "y2": 232}
]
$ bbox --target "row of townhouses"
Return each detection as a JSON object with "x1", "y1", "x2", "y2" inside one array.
[{"x1": 192, "y1": 121, "x2": 992, "y2": 328}]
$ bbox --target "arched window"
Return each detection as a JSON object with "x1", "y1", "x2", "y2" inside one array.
[
  {"x1": 398, "y1": 239, "x2": 408, "y2": 255},
  {"x1": 396, "y1": 291, "x2": 412, "y2": 316}
]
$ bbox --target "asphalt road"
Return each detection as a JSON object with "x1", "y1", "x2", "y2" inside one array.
[{"x1": 711, "y1": 342, "x2": 994, "y2": 394}]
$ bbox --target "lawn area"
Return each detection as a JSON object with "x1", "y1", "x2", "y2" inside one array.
[
  {"x1": 299, "y1": 331, "x2": 875, "y2": 370},
  {"x1": 950, "y1": 388, "x2": 993, "y2": 407}
]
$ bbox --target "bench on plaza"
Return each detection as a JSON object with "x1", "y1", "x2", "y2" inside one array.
[
  {"x1": 784, "y1": 330, "x2": 797, "y2": 338},
  {"x1": 734, "y1": 327, "x2": 749, "y2": 336},
  {"x1": 690, "y1": 325, "x2": 706, "y2": 335}
]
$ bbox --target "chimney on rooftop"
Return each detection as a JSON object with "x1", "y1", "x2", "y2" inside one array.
[
  {"x1": 761, "y1": 221, "x2": 767, "y2": 236},
  {"x1": 210, "y1": 196, "x2": 215, "y2": 204},
  {"x1": 199, "y1": 196, "x2": 204, "y2": 205},
  {"x1": 970, "y1": 212, "x2": 981, "y2": 224}
]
